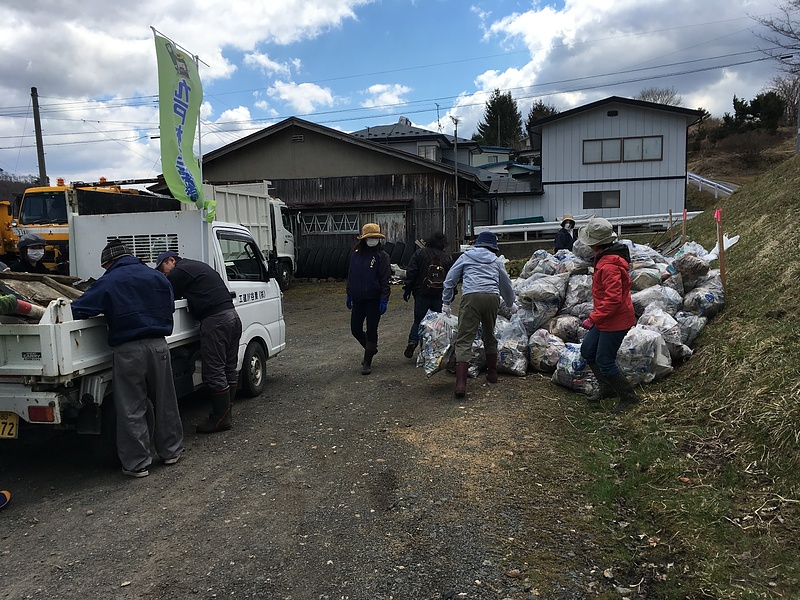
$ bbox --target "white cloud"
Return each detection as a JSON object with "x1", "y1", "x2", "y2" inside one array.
[
  {"x1": 268, "y1": 81, "x2": 335, "y2": 113},
  {"x1": 361, "y1": 84, "x2": 412, "y2": 110},
  {"x1": 243, "y1": 52, "x2": 295, "y2": 77}
]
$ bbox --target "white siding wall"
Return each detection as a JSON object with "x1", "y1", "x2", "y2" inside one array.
[{"x1": 539, "y1": 102, "x2": 689, "y2": 221}]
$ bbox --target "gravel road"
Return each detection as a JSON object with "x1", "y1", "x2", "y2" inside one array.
[{"x1": 0, "y1": 281, "x2": 641, "y2": 599}]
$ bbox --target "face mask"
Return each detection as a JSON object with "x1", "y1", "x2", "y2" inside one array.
[
  {"x1": 365, "y1": 238, "x2": 379, "y2": 247},
  {"x1": 564, "y1": 223, "x2": 573, "y2": 230},
  {"x1": 27, "y1": 249, "x2": 45, "y2": 262}
]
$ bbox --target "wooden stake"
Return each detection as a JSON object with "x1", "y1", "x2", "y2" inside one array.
[
  {"x1": 681, "y1": 208, "x2": 687, "y2": 245},
  {"x1": 715, "y1": 209, "x2": 727, "y2": 297},
  {"x1": 668, "y1": 209, "x2": 673, "y2": 241}
]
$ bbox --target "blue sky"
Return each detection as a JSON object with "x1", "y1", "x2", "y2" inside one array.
[{"x1": 0, "y1": 0, "x2": 786, "y2": 184}]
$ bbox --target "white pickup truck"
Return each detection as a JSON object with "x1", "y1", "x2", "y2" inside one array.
[{"x1": 0, "y1": 208, "x2": 286, "y2": 463}]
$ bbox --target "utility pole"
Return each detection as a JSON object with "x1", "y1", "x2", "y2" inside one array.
[
  {"x1": 450, "y1": 116, "x2": 460, "y2": 237},
  {"x1": 31, "y1": 87, "x2": 47, "y2": 185}
]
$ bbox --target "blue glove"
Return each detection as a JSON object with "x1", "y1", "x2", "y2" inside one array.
[
  {"x1": 346, "y1": 294, "x2": 352, "y2": 310},
  {"x1": 403, "y1": 289, "x2": 411, "y2": 302},
  {"x1": 379, "y1": 299, "x2": 388, "y2": 315}
]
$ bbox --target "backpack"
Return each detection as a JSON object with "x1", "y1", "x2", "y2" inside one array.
[{"x1": 423, "y1": 248, "x2": 446, "y2": 292}]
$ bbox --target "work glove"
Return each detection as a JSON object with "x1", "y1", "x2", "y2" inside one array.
[
  {"x1": 441, "y1": 304, "x2": 452, "y2": 317},
  {"x1": 379, "y1": 299, "x2": 388, "y2": 315},
  {"x1": 581, "y1": 318, "x2": 594, "y2": 330},
  {"x1": 509, "y1": 302, "x2": 519, "y2": 314},
  {"x1": 403, "y1": 289, "x2": 411, "y2": 302},
  {"x1": 346, "y1": 294, "x2": 352, "y2": 310}
]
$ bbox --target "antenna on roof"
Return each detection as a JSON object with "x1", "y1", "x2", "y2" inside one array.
[{"x1": 436, "y1": 103, "x2": 442, "y2": 133}]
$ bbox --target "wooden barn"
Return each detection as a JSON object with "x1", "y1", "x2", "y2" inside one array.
[{"x1": 197, "y1": 117, "x2": 487, "y2": 275}]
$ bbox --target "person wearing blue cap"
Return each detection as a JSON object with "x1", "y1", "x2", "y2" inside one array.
[{"x1": 441, "y1": 231, "x2": 516, "y2": 397}]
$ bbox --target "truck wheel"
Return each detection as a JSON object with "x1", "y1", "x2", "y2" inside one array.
[
  {"x1": 89, "y1": 397, "x2": 120, "y2": 468},
  {"x1": 239, "y1": 341, "x2": 267, "y2": 398},
  {"x1": 278, "y1": 261, "x2": 292, "y2": 290}
]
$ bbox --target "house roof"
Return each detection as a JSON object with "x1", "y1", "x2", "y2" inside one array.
[
  {"x1": 489, "y1": 179, "x2": 532, "y2": 194},
  {"x1": 528, "y1": 96, "x2": 705, "y2": 132},
  {"x1": 350, "y1": 116, "x2": 476, "y2": 147},
  {"x1": 200, "y1": 116, "x2": 487, "y2": 191}
]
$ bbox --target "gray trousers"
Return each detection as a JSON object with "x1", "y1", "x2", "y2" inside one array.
[
  {"x1": 454, "y1": 293, "x2": 500, "y2": 362},
  {"x1": 200, "y1": 309, "x2": 242, "y2": 392},
  {"x1": 112, "y1": 338, "x2": 184, "y2": 471}
]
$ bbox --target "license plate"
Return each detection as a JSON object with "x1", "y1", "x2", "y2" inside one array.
[{"x1": 0, "y1": 411, "x2": 19, "y2": 439}]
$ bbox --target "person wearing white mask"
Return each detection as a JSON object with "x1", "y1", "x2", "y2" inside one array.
[
  {"x1": 554, "y1": 214, "x2": 576, "y2": 252},
  {"x1": 10, "y1": 233, "x2": 52, "y2": 274},
  {"x1": 346, "y1": 223, "x2": 391, "y2": 375}
]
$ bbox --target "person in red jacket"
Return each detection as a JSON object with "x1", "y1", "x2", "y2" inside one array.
[{"x1": 578, "y1": 217, "x2": 640, "y2": 411}]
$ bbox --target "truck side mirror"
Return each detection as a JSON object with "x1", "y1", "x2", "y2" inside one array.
[{"x1": 265, "y1": 258, "x2": 279, "y2": 281}]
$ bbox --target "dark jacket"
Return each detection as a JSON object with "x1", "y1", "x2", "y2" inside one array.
[
  {"x1": 9, "y1": 259, "x2": 51, "y2": 274},
  {"x1": 166, "y1": 258, "x2": 234, "y2": 321},
  {"x1": 554, "y1": 227, "x2": 576, "y2": 252},
  {"x1": 70, "y1": 256, "x2": 174, "y2": 347},
  {"x1": 403, "y1": 246, "x2": 453, "y2": 297},
  {"x1": 346, "y1": 248, "x2": 391, "y2": 301},
  {"x1": 589, "y1": 243, "x2": 636, "y2": 332}
]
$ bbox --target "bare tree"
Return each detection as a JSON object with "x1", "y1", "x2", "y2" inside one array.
[
  {"x1": 767, "y1": 73, "x2": 800, "y2": 125},
  {"x1": 753, "y1": 1, "x2": 800, "y2": 70},
  {"x1": 635, "y1": 86, "x2": 683, "y2": 106}
]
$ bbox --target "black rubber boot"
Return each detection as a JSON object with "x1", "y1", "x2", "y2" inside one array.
[
  {"x1": 362, "y1": 342, "x2": 378, "y2": 375},
  {"x1": 586, "y1": 363, "x2": 614, "y2": 403},
  {"x1": 454, "y1": 362, "x2": 469, "y2": 397},
  {"x1": 608, "y1": 373, "x2": 640, "y2": 413},
  {"x1": 196, "y1": 388, "x2": 232, "y2": 433},
  {"x1": 485, "y1": 354, "x2": 498, "y2": 384},
  {"x1": 404, "y1": 343, "x2": 416, "y2": 359}
]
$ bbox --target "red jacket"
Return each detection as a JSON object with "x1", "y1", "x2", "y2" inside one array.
[{"x1": 589, "y1": 244, "x2": 636, "y2": 332}]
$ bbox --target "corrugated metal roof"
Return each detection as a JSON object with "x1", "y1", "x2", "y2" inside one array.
[{"x1": 489, "y1": 179, "x2": 532, "y2": 194}]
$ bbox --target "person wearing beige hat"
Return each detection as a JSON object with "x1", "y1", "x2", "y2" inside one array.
[
  {"x1": 554, "y1": 214, "x2": 576, "y2": 252},
  {"x1": 577, "y1": 217, "x2": 640, "y2": 412},
  {"x1": 346, "y1": 223, "x2": 391, "y2": 375}
]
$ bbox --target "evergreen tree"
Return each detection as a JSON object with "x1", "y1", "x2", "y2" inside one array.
[{"x1": 473, "y1": 89, "x2": 523, "y2": 148}]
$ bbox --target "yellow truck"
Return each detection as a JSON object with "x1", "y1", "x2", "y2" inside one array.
[{"x1": 11, "y1": 179, "x2": 178, "y2": 273}]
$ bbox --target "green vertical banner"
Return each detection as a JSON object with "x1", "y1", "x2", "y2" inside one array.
[{"x1": 154, "y1": 33, "x2": 213, "y2": 219}]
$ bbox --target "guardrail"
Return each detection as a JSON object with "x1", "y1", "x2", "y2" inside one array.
[
  {"x1": 475, "y1": 211, "x2": 703, "y2": 241},
  {"x1": 687, "y1": 172, "x2": 735, "y2": 198}
]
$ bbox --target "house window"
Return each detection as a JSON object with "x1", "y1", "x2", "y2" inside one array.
[
  {"x1": 488, "y1": 155, "x2": 498, "y2": 163},
  {"x1": 623, "y1": 136, "x2": 663, "y2": 162},
  {"x1": 301, "y1": 212, "x2": 360, "y2": 235},
  {"x1": 583, "y1": 190, "x2": 620, "y2": 209},
  {"x1": 583, "y1": 139, "x2": 621, "y2": 164},
  {"x1": 417, "y1": 145, "x2": 437, "y2": 160}
]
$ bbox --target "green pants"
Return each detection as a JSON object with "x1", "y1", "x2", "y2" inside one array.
[{"x1": 454, "y1": 293, "x2": 500, "y2": 362}]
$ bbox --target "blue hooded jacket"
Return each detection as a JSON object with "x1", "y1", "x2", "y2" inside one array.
[
  {"x1": 71, "y1": 256, "x2": 175, "y2": 347},
  {"x1": 442, "y1": 247, "x2": 515, "y2": 306}
]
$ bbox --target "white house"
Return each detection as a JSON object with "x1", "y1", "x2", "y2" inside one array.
[{"x1": 518, "y1": 96, "x2": 703, "y2": 226}]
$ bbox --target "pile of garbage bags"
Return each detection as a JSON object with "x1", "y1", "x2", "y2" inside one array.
[{"x1": 417, "y1": 236, "x2": 734, "y2": 398}]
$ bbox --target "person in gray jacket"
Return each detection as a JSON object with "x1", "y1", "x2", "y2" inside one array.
[{"x1": 442, "y1": 231, "x2": 515, "y2": 398}]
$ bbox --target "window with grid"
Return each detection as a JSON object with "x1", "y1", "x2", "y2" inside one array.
[
  {"x1": 301, "y1": 213, "x2": 360, "y2": 235},
  {"x1": 417, "y1": 145, "x2": 437, "y2": 160}
]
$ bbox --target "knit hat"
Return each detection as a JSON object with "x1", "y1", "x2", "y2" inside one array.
[
  {"x1": 474, "y1": 231, "x2": 499, "y2": 252},
  {"x1": 100, "y1": 239, "x2": 132, "y2": 266},
  {"x1": 357, "y1": 223, "x2": 385, "y2": 239},
  {"x1": 155, "y1": 251, "x2": 180, "y2": 269},
  {"x1": 577, "y1": 217, "x2": 616, "y2": 246}
]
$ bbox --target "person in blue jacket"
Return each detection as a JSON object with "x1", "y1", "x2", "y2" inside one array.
[
  {"x1": 71, "y1": 239, "x2": 184, "y2": 478},
  {"x1": 442, "y1": 231, "x2": 516, "y2": 398},
  {"x1": 346, "y1": 223, "x2": 391, "y2": 375},
  {"x1": 554, "y1": 214, "x2": 576, "y2": 252}
]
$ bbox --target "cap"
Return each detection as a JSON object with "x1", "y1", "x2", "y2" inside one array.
[
  {"x1": 100, "y1": 239, "x2": 132, "y2": 266},
  {"x1": 155, "y1": 251, "x2": 180, "y2": 269},
  {"x1": 17, "y1": 233, "x2": 47, "y2": 250}
]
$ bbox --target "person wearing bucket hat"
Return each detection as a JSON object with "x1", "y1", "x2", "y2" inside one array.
[
  {"x1": 70, "y1": 239, "x2": 183, "y2": 477},
  {"x1": 346, "y1": 223, "x2": 391, "y2": 375},
  {"x1": 554, "y1": 213, "x2": 576, "y2": 252},
  {"x1": 441, "y1": 231, "x2": 515, "y2": 397},
  {"x1": 577, "y1": 217, "x2": 640, "y2": 412}
]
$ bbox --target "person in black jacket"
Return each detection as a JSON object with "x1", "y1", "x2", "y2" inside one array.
[
  {"x1": 402, "y1": 231, "x2": 453, "y2": 359},
  {"x1": 9, "y1": 233, "x2": 52, "y2": 274},
  {"x1": 346, "y1": 223, "x2": 391, "y2": 375},
  {"x1": 156, "y1": 251, "x2": 242, "y2": 434},
  {"x1": 554, "y1": 214, "x2": 576, "y2": 252}
]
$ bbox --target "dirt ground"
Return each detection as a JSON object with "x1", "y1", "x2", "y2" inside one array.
[{"x1": 0, "y1": 282, "x2": 639, "y2": 600}]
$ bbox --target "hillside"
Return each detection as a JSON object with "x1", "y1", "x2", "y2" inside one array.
[{"x1": 609, "y1": 152, "x2": 800, "y2": 597}]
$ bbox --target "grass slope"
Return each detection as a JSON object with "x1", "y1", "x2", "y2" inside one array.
[{"x1": 609, "y1": 154, "x2": 800, "y2": 597}]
